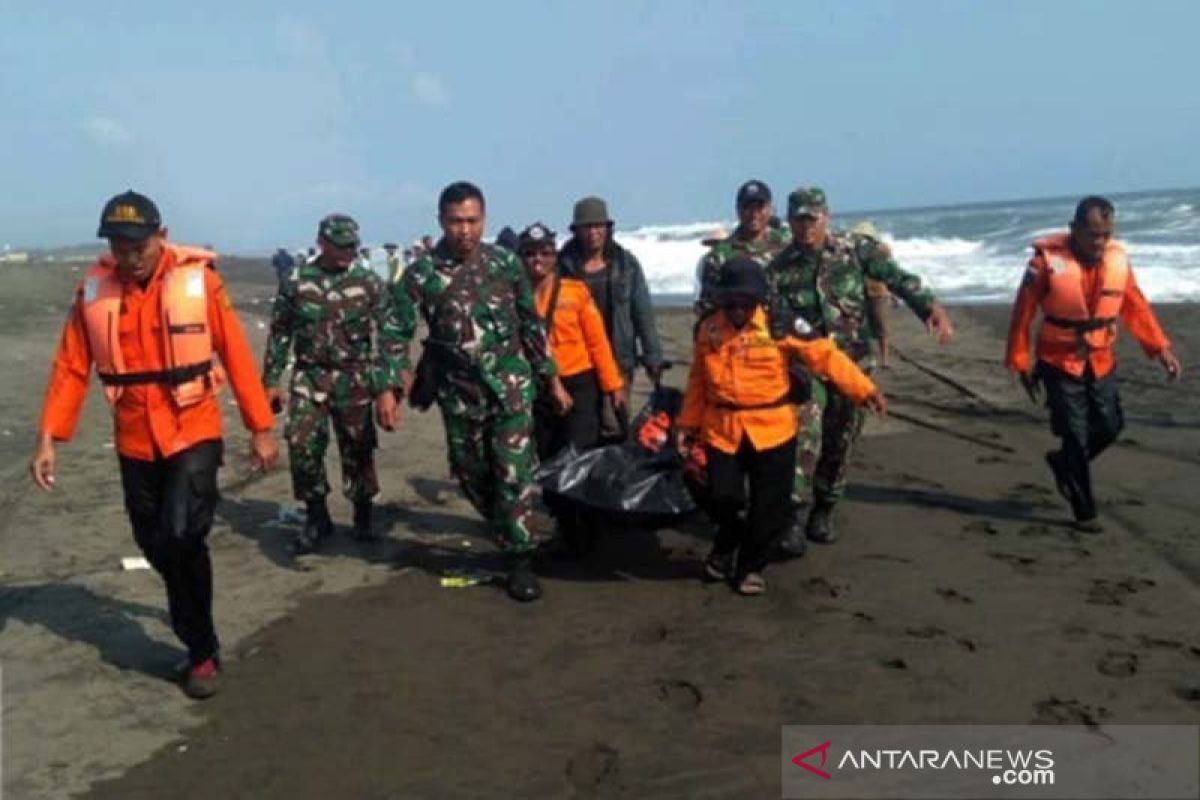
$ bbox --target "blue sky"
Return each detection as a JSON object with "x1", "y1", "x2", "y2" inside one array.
[{"x1": 3, "y1": 1, "x2": 1198, "y2": 252}]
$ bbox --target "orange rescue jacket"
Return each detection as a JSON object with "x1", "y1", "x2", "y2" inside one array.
[
  {"x1": 39, "y1": 242, "x2": 275, "y2": 460},
  {"x1": 82, "y1": 245, "x2": 222, "y2": 407},
  {"x1": 535, "y1": 276, "x2": 624, "y2": 392},
  {"x1": 1005, "y1": 233, "x2": 1169, "y2": 379},
  {"x1": 679, "y1": 307, "x2": 876, "y2": 454}
]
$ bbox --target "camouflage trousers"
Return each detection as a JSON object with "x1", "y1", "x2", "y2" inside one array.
[
  {"x1": 792, "y1": 376, "x2": 866, "y2": 506},
  {"x1": 441, "y1": 406, "x2": 536, "y2": 554},
  {"x1": 285, "y1": 394, "x2": 379, "y2": 504}
]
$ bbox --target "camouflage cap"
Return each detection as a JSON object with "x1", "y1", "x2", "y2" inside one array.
[
  {"x1": 850, "y1": 220, "x2": 880, "y2": 238},
  {"x1": 97, "y1": 190, "x2": 161, "y2": 240},
  {"x1": 317, "y1": 213, "x2": 360, "y2": 247},
  {"x1": 787, "y1": 186, "x2": 829, "y2": 219}
]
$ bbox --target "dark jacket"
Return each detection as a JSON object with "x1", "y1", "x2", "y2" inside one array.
[{"x1": 557, "y1": 237, "x2": 663, "y2": 375}]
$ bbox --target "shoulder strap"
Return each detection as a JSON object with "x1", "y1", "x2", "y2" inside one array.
[{"x1": 546, "y1": 275, "x2": 564, "y2": 322}]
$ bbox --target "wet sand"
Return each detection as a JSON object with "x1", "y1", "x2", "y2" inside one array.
[{"x1": 0, "y1": 257, "x2": 1197, "y2": 798}]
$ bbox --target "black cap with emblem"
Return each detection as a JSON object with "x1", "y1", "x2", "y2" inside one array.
[{"x1": 97, "y1": 190, "x2": 162, "y2": 241}]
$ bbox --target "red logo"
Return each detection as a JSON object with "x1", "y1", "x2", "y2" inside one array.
[{"x1": 792, "y1": 741, "x2": 833, "y2": 780}]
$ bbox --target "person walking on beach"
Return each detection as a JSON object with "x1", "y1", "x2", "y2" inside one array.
[
  {"x1": 678, "y1": 257, "x2": 885, "y2": 595},
  {"x1": 29, "y1": 190, "x2": 280, "y2": 699},
  {"x1": 271, "y1": 246, "x2": 295, "y2": 286},
  {"x1": 1005, "y1": 195, "x2": 1181, "y2": 532},
  {"x1": 558, "y1": 196, "x2": 664, "y2": 440},
  {"x1": 851, "y1": 221, "x2": 895, "y2": 368},
  {"x1": 263, "y1": 214, "x2": 408, "y2": 553},
  {"x1": 518, "y1": 221, "x2": 624, "y2": 553},
  {"x1": 396, "y1": 182, "x2": 563, "y2": 602},
  {"x1": 694, "y1": 180, "x2": 791, "y2": 321},
  {"x1": 767, "y1": 187, "x2": 954, "y2": 551}
]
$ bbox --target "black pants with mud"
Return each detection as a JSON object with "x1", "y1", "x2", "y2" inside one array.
[
  {"x1": 119, "y1": 440, "x2": 223, "y2": 666},
  {"x1": 707, "y1": 436, "x2": 797, "y2": 577},
  {"x1": 1038, "y1": 361, "x2": 1124, "y2": 519}
]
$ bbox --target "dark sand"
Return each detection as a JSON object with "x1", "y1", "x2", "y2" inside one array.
[{"x1": 1, "y1": 257, "x2": 1196, "y2": 798}]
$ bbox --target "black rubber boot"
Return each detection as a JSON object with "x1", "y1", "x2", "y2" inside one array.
[
  {"x1": 506, "y1": 553, "x2": 542, "y2": 602},
  {"x1": 805, "y1": 500, "x2": 838, "y2": 544},
  {"x1": 294, "y1": 499, "x2": 333, "y2": 554},
  {"x1": 775, "y1": 508, "x2": 809, "y2": 559},
  {"x1": 351, "y1": 501, "x2": 378, "y2": 541}
]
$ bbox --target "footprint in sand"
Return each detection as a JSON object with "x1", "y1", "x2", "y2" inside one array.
[
  {"x1": 1086, "y1": 577, "x2": 1157, "y2": 607},
  {"x1": 905, "y1": 626, "x2": 947, "y2": 639},
  {"x1": 936, "y1": 587, "x2": 974, "y2": 604},
  {"x1": 655, "y1": 679, "x2": 703, "y2": 711},
  {"x1": 975, "y1": 455, "x2": 1010, "y2": 465},
  {"x1": 803, "y1": 577, "x2": 850, "y2": 598},
  {"x1": 1018, "y1": 523, "x2": 1058, "y2": 538},
  {"x1": 1175, "y1": 686, "x2": 1200, "y2": 707},
  {"x1": 1097, "y1": 650, "x2": 1139, "y2": 678},
  {"x1": 853, "y1": 611, "x2": 876, "y2": 623},
  {"x1": 1136, "y1": 635, "x2": 1183, "y2": 651},
  {"x1": 957, "y1": 637, "x2": 977, "y2": 652},
  {"x1": 964, "y1": 520, "x2": 1000, "y2": 536},
  {"x1": 565, "y1": 743, "x2": 622, "y2": 798},
  {"x1": 881, "y1": 658, "x2": 908, "y2": 670},
  {"x1": 631, "y1": 623, "x2": 670, "y2": 645},
  {"x1": 1032, "y1": 697, "x2": 1109, "y2": 727},
  {"x1": 988, "y1": 552, "x2": 1038, "y2": 573}
]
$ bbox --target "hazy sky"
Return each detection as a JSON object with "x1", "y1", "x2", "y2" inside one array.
[{"x1": 3, "y1": 1, "x2": 1198, "y2": 252}]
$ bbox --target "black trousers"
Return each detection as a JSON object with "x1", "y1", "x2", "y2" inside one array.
[
  {"x1": 707, "y1": 436, "x2": 797, "y2": 576},
  {"x1": 119, "y1": 439, "x2": 223, "y2": 665},
  {"x1": 534, "y1": 369, "x2": 603, "y2": 461},
  {"x1": 1038, "y1": 361, "x2": 1124, "y2": 519}
]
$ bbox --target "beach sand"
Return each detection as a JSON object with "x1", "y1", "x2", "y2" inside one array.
[{"x1": 0, "y1": 257, "x2": 1196, "y2": 798}]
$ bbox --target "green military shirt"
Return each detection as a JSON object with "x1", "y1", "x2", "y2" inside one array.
[
  {"x1": 694, "y1": 226, "x2": 791, "y2": 319},
  {"x1": 766, "y1": 229, "x2": 937, "y2": 361},
  {"x1": 263, "y1": 258, "x2": 409, "y2": 400},
  {"x1": 396, "y1": 241, "x2": 556, "y2": 418}
]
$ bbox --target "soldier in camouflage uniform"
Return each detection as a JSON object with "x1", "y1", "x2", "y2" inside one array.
[
  {"x1": 394, "y1": 182, "x2": 563, "y2": 603},
  {"x1": 694, "y1": 179, "x2": 792, "y2": 321},
  {"x1": 768, "y1": 187, "x2": 955, "y2": 550},
  {"x1": 263, "y1": 214, "x2": 409, "y2": 553}
]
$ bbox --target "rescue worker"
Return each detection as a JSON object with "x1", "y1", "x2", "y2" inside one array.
[
  {"x1": 558, "y1": 196, "x2": 664, "y2": 440},
  {"x1": 678, "y1": 257, "x2": 885, "y2": 595},
  {"x1": 263, "y1": 214, "x2": 407, "y2": 553},
  {"x1": 1005, "y1": 195, "x2": 1181, "y2": 531},
  {"x1": 767, "y1": 187, "x2": 954, "y2": 549},
  {"x1": 851, "y1": 221, "x2": 894, "y2": 368},
  {"x1": 518, "y1": 221, "x2": 624, "y2": 553},
  {"x1": 396, "y1": 182, "x2": 565, "y2": 602},
  {"x1": 694, "y1": 179, "x2": 792, "y2": 321},
  {"x1": 30, "y1": 190, "x2": 279, "y2": 699}
]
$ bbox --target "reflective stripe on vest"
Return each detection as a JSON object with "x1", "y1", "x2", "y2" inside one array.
[
  {"x1": 1032, "y1": 233, "x2": 1128, "y2": 375},
  {"x1": 81, "y1": 244, "x2": 219, "y2": 408}
]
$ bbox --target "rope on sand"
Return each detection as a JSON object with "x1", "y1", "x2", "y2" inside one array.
[{"x1": 886, "y1": 409, "x2": 1016, "y2": 454}]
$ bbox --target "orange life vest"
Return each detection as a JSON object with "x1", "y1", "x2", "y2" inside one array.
[
  {"x1": 81, "y1": 244, "x2": 222, "y2": 408},
  {"x1": 1034, "y1": 233, "x2": 1129, "y2": 377}
]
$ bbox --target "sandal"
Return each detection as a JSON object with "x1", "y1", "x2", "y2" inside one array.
[{"x1": 737, "y1": 572, "x2": 766, "y2": 596}]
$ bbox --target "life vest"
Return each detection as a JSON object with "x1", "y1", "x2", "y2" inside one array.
[
  {"x1": 81, "y1": 244, "x2": 222, "y2": 407},
  {"x1": 1034, "y1": 233, "x2": 1129, "y2": 377}
]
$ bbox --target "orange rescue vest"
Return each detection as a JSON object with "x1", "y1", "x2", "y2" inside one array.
[
  {"x1": 1034, "y1": 233, "x2": 1129, "y2": 376},
  {"x1": 81, "y1": 244, "x2": 221, "y2": 407}
]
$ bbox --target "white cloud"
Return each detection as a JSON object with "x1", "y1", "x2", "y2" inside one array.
[
  {"x1": 411, "y1": 72, "x2": 450, "y2": 107},
  {"x1": 82, "y1": 116, "x2": 133, "y2": 146}
]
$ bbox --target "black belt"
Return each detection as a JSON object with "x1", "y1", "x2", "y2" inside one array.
[
  {"x1": 1043, "y1": 315, "x2": 1116, "y2": 333},
  {"x1": 98, "y1": 360, "x2": 212, "y2": 387}
]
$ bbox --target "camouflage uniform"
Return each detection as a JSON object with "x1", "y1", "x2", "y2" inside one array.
[
  {"x1": 263, "y1": 233, "x2": 409, "y2": 504},
  {"x1": 768, "y1": 221, "x2": 936, "y2": 505},
  {"x1": 395, "y1": 241, "x2": 556, "y2": 553},
  {"x1": 694, "y1": 226, "x2": 792, "y2": 320}
]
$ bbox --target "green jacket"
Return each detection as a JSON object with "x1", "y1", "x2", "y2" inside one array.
[
  {"x1": 766, "y1": 230, "x2": 937, "y2": 361},
  {"x1": 263, "y1": 258, "x2": 409, "y2": 401},
  {"x1": 396, "y1": 241, "x2": 556, "y2": 418}
]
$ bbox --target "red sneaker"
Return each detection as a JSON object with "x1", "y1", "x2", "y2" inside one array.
[{"x1": 183, "y1": 658, "x2": 221, "y2": 700}]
